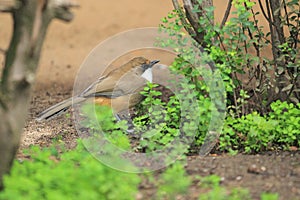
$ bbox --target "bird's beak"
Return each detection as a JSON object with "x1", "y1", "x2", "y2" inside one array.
[
  {"x1": 141, "y1": 60, "x2": 160, "y2": 71},
  {"x1": 149, "y1": 60, "x2": 160, "y2": 67}
]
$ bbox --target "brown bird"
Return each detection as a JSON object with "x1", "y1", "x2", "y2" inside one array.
[{"x1": 36, "y1": 57, "x2": 160, "y2": 121}]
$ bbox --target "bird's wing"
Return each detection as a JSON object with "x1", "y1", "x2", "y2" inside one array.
[
  {"x1": 85, "y1": 67, "x2": 148, "y2": 98},
  {"x1": 80, "y1": 75, "x2": 119, "y2": 98},
  {"x1": 79, "y1": 61, "x2": 132, "y2": 98},
  {"x1": 108, "y1": 69, "x2": 148, "y2": 97},
  {"x1": 79, "y1": 75, "x2": 106, "y2": 97},
  {"x1": 80, "y1": 61, "x2": 151, "y2": 98}
]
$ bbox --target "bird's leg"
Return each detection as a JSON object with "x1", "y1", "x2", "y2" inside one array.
[
  {"x1": 115, "y1": 110, "x2": 135, "y2": 134},
  {"x1": 114, "y1": 113, "x2": 122, "y2": 122}
]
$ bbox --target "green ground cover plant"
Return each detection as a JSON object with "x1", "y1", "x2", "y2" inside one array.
[
  {"x1": 0, "y1": 141, "x2": 140, "y2": 200},
  {"x1": 0, "y1": 141, "x2": 279, "y2": 200},
  {"x1": 221, "y1": 100, "x2": 300, "y2": 153}
]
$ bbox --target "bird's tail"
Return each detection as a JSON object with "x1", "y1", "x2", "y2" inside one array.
[{"x1": 36, "y1": 96, "x2": 85, "y2": 121}]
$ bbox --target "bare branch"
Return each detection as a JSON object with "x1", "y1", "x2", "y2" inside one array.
[
  {"x1": 258, "y1": 0, "x2": 275, "y2": 26},
  {"x1": 220, "y1": 0, "x2": 232, "y2": 28},
  {"x1": 49, "y1": 0, "x2": 79, "y2": 8},
  {"x1": 49, "y1": 0, "x2": 79, "y2": 22},
  {"x1": 182, "y1": 0, "x2": 213, "y2": 47},
  {"x1": 171, "y1": 0, "x2": 180, "y2": 10},
  {"x1": 172, "y1": 0, "x2": 197, "y2": 37},
  {"x1": 0, "y1": 0, "x2": 20, "y2": 12},
  {"x1": 183, "y1": 0, "x2": 201, "y2": 29}
]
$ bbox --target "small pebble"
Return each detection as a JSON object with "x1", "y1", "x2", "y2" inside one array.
[
  {"x1": 220, "y1": 177, "x2": 225, "y2": 182},
  {"x1": 202, "y1": 168, "x2": 209, "y2": 173},
  {"x1": 248, "y1": 164, "x2": 260, "y2": 174},
  {"x1": 136, "y1": 193, "x2": 143, "y2": 200}
]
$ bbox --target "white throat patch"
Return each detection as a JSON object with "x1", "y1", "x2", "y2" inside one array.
[{"x1": 141, "y1": 68, "x2": 153, "y2": 83}]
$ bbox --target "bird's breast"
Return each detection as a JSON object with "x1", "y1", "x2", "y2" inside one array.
[{"x1": 141, "y1": 68, "x2": 153, "y2": 83}]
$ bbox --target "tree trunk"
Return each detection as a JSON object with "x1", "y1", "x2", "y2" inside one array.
[{"x1": 0, "y1": 0, "x2": 77, "y2": 189}]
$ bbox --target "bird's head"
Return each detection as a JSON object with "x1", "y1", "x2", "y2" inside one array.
[
  {"x1": 140, "y1": 59, "x2": 159, "y2": 83},
  {"x1": 114, "y1": 57, "x2": 160, "y2": 83},
  {"x1": 129, "y1": 57, "x2": 159, "y2": 69},
  {"x1": 141, "y1": 59, "x2": 160, "y2": 71}
]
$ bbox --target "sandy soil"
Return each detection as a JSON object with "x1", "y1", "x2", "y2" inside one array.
[{"x1": 1, "y1": 1, "x2": 300, "y2": 200}]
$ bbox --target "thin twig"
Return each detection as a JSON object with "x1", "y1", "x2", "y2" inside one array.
[
  {"x1": 183, "y1": 0, "x2": 203, "y2": 44},
  {"x1": 265, "y1": 0, "x2": 277, "y2": 62},
  {"x1": 220, "y1": 0, "x2": 233, "y2": 28},
  {"x1": 258, "y1": 0, "x2": 275, "y2": 26},
  {"x1": 283, "y1": 0, "x2": 298, "y2": 51},
  {"x1": 258, "y1": 0, "x2": 271, "y2": 22},
  {"x1": 248, "y1": 5, "x2": 261, "y2": 54},
  {"x1": 294, "y1": 5, "x2": 300, "y2": 49},
  {"x1": 183, "y1": 0, "x2": 201, "y2": 28},
  {"x1": 171, "y1": 0, "x2": 196, "y2": 37}
]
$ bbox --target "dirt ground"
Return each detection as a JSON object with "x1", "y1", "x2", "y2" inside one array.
[{"x1": 1, "y1": 1, "x2": 300, "y2": 200}]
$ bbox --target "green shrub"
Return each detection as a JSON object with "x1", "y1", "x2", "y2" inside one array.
[
  {"x1": 81, "y1": 104, "x2": 131, "y2": 150},
  {"x1": 133, "y1": 81, "x2": 299, "y2": 153},
  {"x1": 132, "y1": 83, "x2": 299, "y2": 153},
  {"x1": 132, "y1": 82, "x2": 200, "y2": 155},
  {"x1": 156, "y1": 0, "x2": 300, "y2": 153}
]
